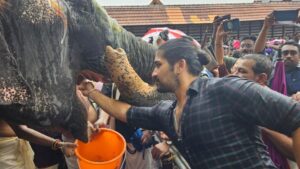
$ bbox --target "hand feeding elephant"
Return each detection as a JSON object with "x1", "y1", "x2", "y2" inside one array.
[{"x1": 0, "y1": 0, "x2": 174, "y2": 142}]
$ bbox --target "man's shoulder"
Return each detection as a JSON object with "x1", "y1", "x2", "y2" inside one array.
[
  {"x1": 156, "y1": 100, "x2": 174, "y2": 107},
  {"x1": 205, "y1": 76, "x2": 257, "y2": 92},
  {"x1": 286, "y1": 67, "x2": 300, "y2": 78},
  {"x1": 291, "y1": 67, "x2": 300, "y2": 72},
  {"x1": 286, "y1": 67, "x2": 300, "y2": 95},
  {"x1": 205, "y1": 76, "x2": 244, "y2": 85}
]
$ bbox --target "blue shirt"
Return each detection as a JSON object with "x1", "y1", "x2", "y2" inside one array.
[
  {"x1": 286, "y1": 67, "x2": 300, "y2": 96},
  {"x1": 127, "y1": 76, "x2": 300, "y2": 169}
]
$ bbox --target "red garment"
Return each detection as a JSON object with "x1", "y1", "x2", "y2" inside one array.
[
  {"x1": 233, "y1": 40, "x2": 240, "y2": 49},
  {"x1": 267, "y1": 60, "x2": 290, "y2": 169},
  {"x1": 262, "y1": 133, "x2": 290, "y2": 169}
]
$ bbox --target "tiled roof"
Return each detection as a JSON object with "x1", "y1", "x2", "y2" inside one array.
[{"x1": 104, "y1": 2, "x2": 300, "y2": 26}]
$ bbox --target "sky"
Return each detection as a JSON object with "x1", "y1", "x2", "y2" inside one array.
[{"x1": 96, "y1": 0, "x2": 254, "y2": 6}]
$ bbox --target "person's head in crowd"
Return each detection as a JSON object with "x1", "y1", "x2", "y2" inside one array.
[
  {"x1": 156, "y1": 30, "x2": 169, "y2": 47},
  {"x1": 231, "y1": 54, "x2": 273, "y2": 85},
  {"x1": 223, "y1": 45, "x2": 230, "y2": 56},
  {"x1": 232, "y1": 50, "x2": 242, "y2": 59},
  {"x1": 211, "y1": 65, "x2": 220, "y2": 77},
  {"x1": 153, "y1": 37, "x2": 210, "y2": 92},
  {"x1": 280, "y1": 40, "x2": 300, "y2": 72},
  {"x1": 240, "y1": 35, "x2": 257, "y2": 56}
]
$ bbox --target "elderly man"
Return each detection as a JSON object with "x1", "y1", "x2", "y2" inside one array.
[{"x1": 231, "y1": 54, "x2": 295, "y2": 169}]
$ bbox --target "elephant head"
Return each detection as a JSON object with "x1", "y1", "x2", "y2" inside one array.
[{"x1": 0, "y1": 0, "x2": 173, "y2": 142}]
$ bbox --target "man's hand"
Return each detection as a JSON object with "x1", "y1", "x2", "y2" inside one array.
[
  {"x1": 58, "y1": 141, "x2": 77, "y2": 157},
  {"x1": 78, "y1": 79, "x2": 97, "y2": 97},
  {"x1": 87, "y1": 118, "x2": 109, "y2": 141},
  {"x1": 151, "y1": 142, "x2": 170, "y2": 160},
  {"x1": 159, "y1": 132, "x2": 169, "y2": 140},
  {"x1": 93, "y1": 118, "x2": 108, "y2": 130},
  {"x1": 141, "y1": 130, "x2": 153, "y2": 145},
  {"x1": 292, "y1": 92, "x2": 300, "y2": 102},
  {"x1": 264, "y1": 13, "x2": 275, "y2": 29},
  {"x1": 216, "y1": 21, "x2": 228, "y2": 39}
]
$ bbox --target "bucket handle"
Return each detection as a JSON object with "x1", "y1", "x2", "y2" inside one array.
[{"x1": 118, "y1": 153, "x2": 126, "y2": 169}]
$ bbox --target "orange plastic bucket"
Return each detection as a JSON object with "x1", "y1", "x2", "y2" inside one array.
[{"x1": 75, "y1": 128, "x2": 126, "y2": 169}]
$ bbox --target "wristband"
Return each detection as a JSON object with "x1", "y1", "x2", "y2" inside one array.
[
  {"x1": 166, "y1": 140, "x2": 172, "y2": 145},
  {"x1": 215, "y1": 43, "x2": 223, "y2": 47},
  {"x1": 51, "y1": 139, "x2": 62, "y2": 150},
  {"x1": 87, "y1": 88, "x2": 97, "y2": 97}
]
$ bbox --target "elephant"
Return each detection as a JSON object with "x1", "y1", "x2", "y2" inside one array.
[{"x1": 0, "y1": 0, "x2": 174, "y2": 142}]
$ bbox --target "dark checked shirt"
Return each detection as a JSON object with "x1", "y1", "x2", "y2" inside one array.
[{"x1": 127, "y1": 76, "x2": 300, "y2": 169}]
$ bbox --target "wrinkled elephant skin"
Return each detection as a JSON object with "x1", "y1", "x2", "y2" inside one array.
[
  {"x1": 0, "y1": 0, "x2": 160, "y2": 142},
  {"x1": 0, "y1": 0, "x2": 92, "y2": 141}
]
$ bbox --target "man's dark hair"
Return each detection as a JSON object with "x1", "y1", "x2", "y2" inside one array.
[
  {"x1": 158, "y1": 37, "x2": 210, "y2": 76},
  {"x1": 232, "y1": 50, "x2": 242, "y2": 58},
  {"x1": 240, "y1": 54, "x2": 273, "y2": 78},
  {"x1": 280, "y1": 40, "x2": 300, "y2": 53},
  {"x1": 240, "y1": 35, "x2": 257, "y2": 42}
]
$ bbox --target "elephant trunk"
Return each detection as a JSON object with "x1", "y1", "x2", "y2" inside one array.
[
  {"x1": 88, "y1": 2, "x2": 157, "y2": 84},
  {"x1": 105, "y1": 46, "x2": 174, "y2": 106}
]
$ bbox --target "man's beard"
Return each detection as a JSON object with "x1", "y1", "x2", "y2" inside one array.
[
  {"x1": 155, "y1": 75, "x2": 179, "y2": 93},
  {"x1": 284, "y1": 60, "x2": 297, "y2": 72},
  {"x1": 156, "y1": 82, "x2": 172, "y2": 93},
  {"x1": 241, "y1": 50, "x2": 253, "y2": 56}
]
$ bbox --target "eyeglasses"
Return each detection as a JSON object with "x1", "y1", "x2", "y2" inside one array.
[
  {"x1": 241, "y1": 44, "x2": 253, "y2": 49},
  {"x1": 282, "y1": 50, "x2": 298, "y2": 56}
]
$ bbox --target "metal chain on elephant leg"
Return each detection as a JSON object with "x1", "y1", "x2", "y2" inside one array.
[{"x1": 104, "y1": 46, "x2": 175, "y2": 106}]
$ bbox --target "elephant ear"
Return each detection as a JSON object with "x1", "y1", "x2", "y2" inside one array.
[{"x1": 104, "y1": 46, "x2": 174, "y2": 106}]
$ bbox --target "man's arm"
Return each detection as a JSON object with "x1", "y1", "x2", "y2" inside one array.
[
  {"x1": 9, "y1": 124, "x2": 56, "y2": 146},
  {"x1": 225, "y1": 78, "x2": 300, "y2": 166},
  {"x1": 254, "y1": 13, "x2": 275, "y2": 53},
  {"x1": 293, "y1": 128, "x2": 300, "y2": 167},
  {"x1": 262, "y1": 128, "x2": 294, "y2": 161},
  {"x1": 215, "y1": 22, "x2": 226, "y2": 65},
  {"x1": 292, "y1": 92, "x2": 300, "y2": 102},
  {"x1": 9, "y1": 124, "x2": 76, "y2": 150},
  {"x1": 215, "y1": 22, "x2": 230, "y2": 77},
  {"x1": 226, "y1": 78, "x2": 300, "y2": 134},
  {"x1": 9, "y1": 124, "x2": 77, "y2": 157},
  {"x1": 76, "y1": 86, "x2": 98, "y2": 122},
  {"x1": 79, "y1": 80, "x2": 131, "y2": 123}
]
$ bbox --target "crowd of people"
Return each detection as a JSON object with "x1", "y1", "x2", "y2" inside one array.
[{"x1": 1, "y1": 11, "x2": 300, "y2": 169}]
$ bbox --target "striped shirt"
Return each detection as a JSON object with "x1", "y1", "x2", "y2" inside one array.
[{"x1": 127, "y1": 76, "x2": 300, "y2": 169}]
